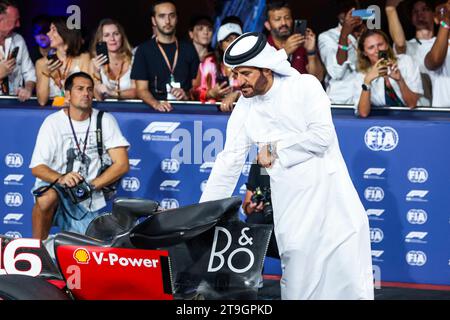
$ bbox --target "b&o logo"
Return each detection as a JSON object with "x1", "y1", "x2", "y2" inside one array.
[
  {"x1": 365, "y1": 126, "x2": 399, "y2": 151},
  {"x1": 5, "y1": 153, "x2": 23, "y2": 168},
  {"x1": 4, "y1": 193, "x2": 23, "y2": 207},
  {"x1": 160, "y1": 198, "x2": 179, "y2": 210},
  {"x1": 370, "y1": 228, "x2": 384, "y2": 243},
  {"x1": 407, "y1": 168, "x2": 428, "y2": 183},
  {"x1": 407, "y1": 209, "x2": 428, "y2": 225},
  {"x1": 364, "y1": 187, "x2": 384, "y2": 202},
  {"x1": 161, "y1": 159, "x2": 180, "y2": 174},
  {"x1": 406, "y1": 251, "x2": 427, "y2": 267},
  {"x1": 121, "y1": 177, "x2": 140, "y2": 192}
]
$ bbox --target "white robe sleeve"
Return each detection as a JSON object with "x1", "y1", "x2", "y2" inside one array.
[
  {"x1": 199, "y1": 101, "x2": 251, "y2": 203},
  {"x1": 276, "y1": 75, "x2": 335, "y2": 168}
]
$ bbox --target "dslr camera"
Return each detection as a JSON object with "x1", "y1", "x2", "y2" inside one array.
[
  {"x1": 66, "y1": 180, "x2": 93, "y2": 204},
  {"x1": 251, "y1": 186, "x2": 273, "y2": 224}
]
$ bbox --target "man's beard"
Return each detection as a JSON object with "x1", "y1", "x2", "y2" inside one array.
[
  {"x1": 241, "y1": 71, "x2": 268, "y2": 98},
  {"x1": 271, "y1": 26, "x2": 292, "y2": 40},
  {"x1": 157, "y1": 25, "x2": 176, "y2": 36}
]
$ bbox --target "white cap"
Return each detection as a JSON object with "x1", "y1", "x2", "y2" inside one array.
[{"x1": 217, "y1": 23, "x2": 243, "y2": 42}]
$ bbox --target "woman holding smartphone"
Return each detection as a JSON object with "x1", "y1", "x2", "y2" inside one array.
[
  {"x1": 35, "y1": 17, "x2": 91, "y2": 106},
  {"x1": 354, "y1": 29, "x2": 423, "y2": 117},
  {"x1": 89, "y1": 19, "x2": 136, "y2": 101}
]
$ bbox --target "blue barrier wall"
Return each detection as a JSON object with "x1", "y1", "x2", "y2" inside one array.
[{"x1": 1, "y1": 102, "x2": 449, "y2": 286}]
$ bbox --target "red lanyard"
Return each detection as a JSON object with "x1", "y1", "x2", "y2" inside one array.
[{"x1": 156, "y1": 38, "x2": 179, "y2": 76}]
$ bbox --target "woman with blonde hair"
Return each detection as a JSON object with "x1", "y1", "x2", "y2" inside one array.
[
  {"x1": 36, "y1": 16, "x2": 91, "y2": 106},
  {"x1": 89, "y1": 19, "x2": 136, "y2": 101},
  {"x1": 354, "y1": 29, "x2": 423, "y2": 117}
]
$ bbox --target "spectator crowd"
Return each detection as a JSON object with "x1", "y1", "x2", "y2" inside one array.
[{"x1": 1, "y1": 0, "x2": 450, "y2": 117}]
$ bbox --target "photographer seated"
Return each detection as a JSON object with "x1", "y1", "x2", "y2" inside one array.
[
  {"x1": 354, "y1": 30, "x2": 423, "y2": 118},
  {"x1": 30, "y1": 72, "x2": 130, "y2": 240},
  {"x1": 242, "y1": 162, "x2": 279, "y2": 259}
]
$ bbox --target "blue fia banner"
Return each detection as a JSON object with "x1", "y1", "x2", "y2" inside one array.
[{"x1": 0, "y1": 106, "x2": 449, "y2": 286}]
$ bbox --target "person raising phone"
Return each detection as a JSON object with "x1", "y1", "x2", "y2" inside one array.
[
  {"x1": 36, "y1": 16, "x2": 90, "y2": 106},
  {"x1": 89, "y1": 19, "x2": 136, "y2": 101},
  {"x1": 0, "y1": 0, "x2": 36, "y2": 102},
  {"x1": 264, "y1": 0, "x2": 324, "y2": 81},
  {"x1": 354, "y1": 29, "x2": 423, "y2": 117}
]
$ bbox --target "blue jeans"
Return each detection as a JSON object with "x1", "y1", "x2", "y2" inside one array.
[{"x1": 32, "y1": 181, "x2": 102, "y2": 235}]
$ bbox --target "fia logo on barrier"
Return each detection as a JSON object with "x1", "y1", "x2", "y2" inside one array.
[
  {"x1": 370, "y1": 228, "x2": 384, "y2": 243},
  {"x1": 406, "y1": 190, "x2": 429, "y2": 202},
  {"x1": 405, "y1": 231, "x2": 428, "y2": 244},
  {"x1": 160, "y1": 198, "x2": 179, "y2": 210},
  {"x1": 160, "y1": 180, "x2": 180, "y2": 192},
  {"x1": 364, "y1": 187, "x2": 384, "y2": 202},
  {"x1": 4, "y1": 193, "x2": 23, "y2": 207},
  {"x1": 406, "y1": 251, "x2": 427, "y2": 266},
  {"x1": 161, "y1": 159, "x2": 180, "y2": 174},
  {"x1": 366, "y1": 209, "x2": 385, "y2": 221},
  {"x1": 121, "y1": 177, "x2": 140, "y2": 192},
  {"x1": 5, "y1": 153, "x2": 23, "y2": 168},
  {"x1": 142, "y1": 122, "x2": 180, "y2": 141},
  {"x1": 364, "y1": 168, "x2": 386, "y2": 180},
  {"x1": 365, "y1": 126, "x2": 399, "y2": 151},
  {"x1": 407, "y1": 209, "x2": 428, "y2": 225},
  {"x1": 407, "y1": 168, "x2": 428, "y2": 183},
  {"x1": 3, "y1": 213, "x2": 24, "y2": 225}
]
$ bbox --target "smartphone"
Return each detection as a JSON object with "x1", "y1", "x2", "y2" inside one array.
[
  {"x1": 294, "y1": 19, "x2": 307, "y2": 35},
  {"x1": 217, "y1": 74, "x2": 230, "y2": 86},
  {"x1": 8, "y1": 47, "x2": 19, "y2": 60},
  {"x1": 96, "y1": 41, "x2": 110, "y2": 65},
  {"x1": 351, "y1": 8, "x2": 376, "y2": 20},
  {"x1": 47, "y1": 49, "x2": 58, "y2": 62},
  {"x1": 378, "y1": 50, "x2": 388, "y2": 61}
]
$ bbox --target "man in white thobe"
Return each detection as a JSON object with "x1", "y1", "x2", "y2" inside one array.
[{"x1": 200, "y1": 32, "x2": 374, "y2": 300}]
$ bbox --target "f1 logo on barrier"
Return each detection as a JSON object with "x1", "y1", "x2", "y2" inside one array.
[
  {"x1": 0, "y1": 239, "x2": 42, "y2": 276},
  {"x1": 208, "y1": 227, "x2": 255, "y2": 274}
]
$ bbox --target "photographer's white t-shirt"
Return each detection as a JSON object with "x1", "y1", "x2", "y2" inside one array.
[{"x1": 30, "y1": 108, "x2": 130, "y2": 211}]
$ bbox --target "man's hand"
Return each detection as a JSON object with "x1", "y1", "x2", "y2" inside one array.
[
  {"x1": 257, "y1": 144, "x2": 276, "y2": 169},
  {"x1": 385, "y1": 0, "x2": 404, "y2": 9},
  {"x1": 16, "y1": 87, "x2": 32, "y2": 102},
  {"x1": 219, "y1": 91, "x2": 239, "y2": 112},
  {"x1": 0, "y1": 58, "x2": 16, "y2": 78},
  {"x1": 171, "y1": 87, "x2": 188, "y2": 101},
  {"x1": 58, "y1": 172, "x2": 84, "y2": 188},
  {"x1": 284, "y1": 34, "x2": 305, "y2": 55},
  {"x1": 246, "y1": 197, "x2": 264, "y2": 215},
  {"x1": 341, "y1": 8, "x2": 363, "y2": 38},
  {"x1": 208, "y1": 82, "x2": 232, "y2": 100},
  {"x1": 304, "y1": 28, "x2": 317, "y2": 53},
  {"x1": 152, "y1": 100, "x2": 173, "y2": 112}
]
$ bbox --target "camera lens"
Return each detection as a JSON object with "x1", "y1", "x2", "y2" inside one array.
[{"x1": 75, "y1": 187, "x2": 85, "y2": 197}]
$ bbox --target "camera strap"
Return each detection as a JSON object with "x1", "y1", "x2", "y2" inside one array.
[
  {"x1": 96, "y1": 111, "x2": 104, "y2": 165},
  {"x1": 68, "y1": 108, "x2": 92, "y2": 165}
]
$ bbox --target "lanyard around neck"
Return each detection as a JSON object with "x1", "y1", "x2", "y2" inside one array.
[
  {"x1": 68, "y1": 108, "x2": 92, "y2": 164},
  {"x1": 156, "y1": 38, "x2": 179, "y2": 76}
]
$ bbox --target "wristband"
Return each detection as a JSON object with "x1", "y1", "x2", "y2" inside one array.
[
  {"x1": 338, "y1": 44, "x2": 349, "y2": 51},
  {"x1": 441, "y1": 21, "x2": 450, "y2": 30},
  {"x1": 307, "y1": 50, "x2": 317, "y2": 56}
]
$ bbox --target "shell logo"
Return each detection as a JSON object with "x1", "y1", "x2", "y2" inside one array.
[{"x1": 73, "y1": 248, "x2": 90, "y2": 264}]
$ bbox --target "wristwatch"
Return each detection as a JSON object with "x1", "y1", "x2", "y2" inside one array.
[{"x1": 362, "y1": 83, "x2": 371, "y2": 91}]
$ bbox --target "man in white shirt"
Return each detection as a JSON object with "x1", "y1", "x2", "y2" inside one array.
[
  {"x1": 200, "y1": 32, "x2": 374, "y2": 300},
  {"x1": 318, "y1": 1, "x2": 365, "y2": 104},
  {"x1": 424, "y1": 0, "x2": 450, "y2": 107},
  {"x1": 0, "y1": 0, "x2": 35, "y2": 101},
  {"x1": 30, "y1": 72, "x2": 130, "y2": 240}
]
